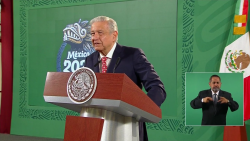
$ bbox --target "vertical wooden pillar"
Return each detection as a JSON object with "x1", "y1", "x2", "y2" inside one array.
[
  {"x1": 64, "y1": 116, "x2": 104, "y2": 141},
  {"x1": 223, "y1": 125, "x2": 248, "y2": 141}
]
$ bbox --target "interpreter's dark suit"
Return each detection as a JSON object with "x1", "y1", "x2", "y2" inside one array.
[
  {"x1": 190, "y1": 89, "x2": 239, "y2": 125},
  {"x1": 85, "y1": 43, "x2": 166, "y2": 141}
]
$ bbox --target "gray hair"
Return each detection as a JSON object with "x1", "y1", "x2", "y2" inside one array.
[{"x1": 90, "y1": 16, "x2": 118, "y2": 42}]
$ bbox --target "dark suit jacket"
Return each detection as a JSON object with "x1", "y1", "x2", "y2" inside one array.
[
  {"x1": 85, "y1": 43, "x2": 166, "y2": 141},
  {"x1": 190, "y1": 89, "x2": 239, "y2": 125}
]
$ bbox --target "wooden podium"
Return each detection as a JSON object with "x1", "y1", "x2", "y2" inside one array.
[{"x1": 43, "y1": 72, "x2": 162, "y2": 141}]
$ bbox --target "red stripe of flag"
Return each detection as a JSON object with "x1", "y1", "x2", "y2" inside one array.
[
  {"x1": 242, "y1": 0, "x2": 248, "y2": 27},
  {"x1": 244, "y1": 76, "x2": 250, "y2": 121}
]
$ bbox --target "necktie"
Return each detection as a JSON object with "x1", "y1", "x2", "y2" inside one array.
[
  {"x1": 213, "y1": 94, "x2": 217, "y2": 105},
  {"x1": 102, "y1": 57, "x2": 107, "y2": 73}
]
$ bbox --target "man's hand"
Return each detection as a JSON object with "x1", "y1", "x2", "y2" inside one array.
[
  {"x1": 218, "y1": 96, "x2": 229, "y2": 103},
  {"x1": 203, "y1": 97, "x2": 213, "y2": 103}
]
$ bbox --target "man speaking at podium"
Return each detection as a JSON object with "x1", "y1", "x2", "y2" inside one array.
[{"x1": 84, "y1": 16, "x2": 166, "y2": 141}]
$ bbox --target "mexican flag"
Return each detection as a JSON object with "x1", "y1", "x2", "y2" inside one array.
[
  {"x1": 219, "y1": 32, "x2": 250, "y2": 121},
  {"x1": 220, "y1": 0, "x2": 249, "y2": 140},
  {"x1": 219, "y1": 0, "x2": 249, "y2": 122},
  {"x1": 219, "y1": 32, "x2": 250, "y2": 77}
]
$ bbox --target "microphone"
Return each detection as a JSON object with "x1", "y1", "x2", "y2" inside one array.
[
  {"x1": 113, "y1": 57, "x2": 120, "y2": 73},
  {"x1": 94, "y1": 59, "x2": 102, "y2": 67}
]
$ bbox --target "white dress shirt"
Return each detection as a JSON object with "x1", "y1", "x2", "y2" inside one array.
[
  {"x1": 201, "y1": 90, "x2": 220, "y2": 102},
  {"x1": 211, "y1": 90, "x2": 219, "y2": 99},
  {"x1": 99, "y1": 43, "x2": 117, "y2": 73}
]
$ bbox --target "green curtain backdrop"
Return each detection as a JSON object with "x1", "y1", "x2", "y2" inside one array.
[
  {"x1": 185, "y1": 73, "x2": 243, "y2": 126},
  {"x1": 11, "y1": 0, "x2": 250, "y2": 141}
]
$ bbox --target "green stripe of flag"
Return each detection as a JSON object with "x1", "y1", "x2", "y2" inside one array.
[
  {"x1": 234, "y1": 0, "x2": 242, "y2": 27},
  {"x1": 235, "y1": 0, "x2": 242, "y2": 15},
  {"x1": 228, "y1": 0, "x2": 249, "y2": 45}
]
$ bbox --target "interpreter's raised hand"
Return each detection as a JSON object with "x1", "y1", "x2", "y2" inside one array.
[
  {"x1": 203, "y1": 97, "x2": 213, "y2": 103},
  {"x1": 218, "y1": 96, "x2": 229, "y2": 104}
]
